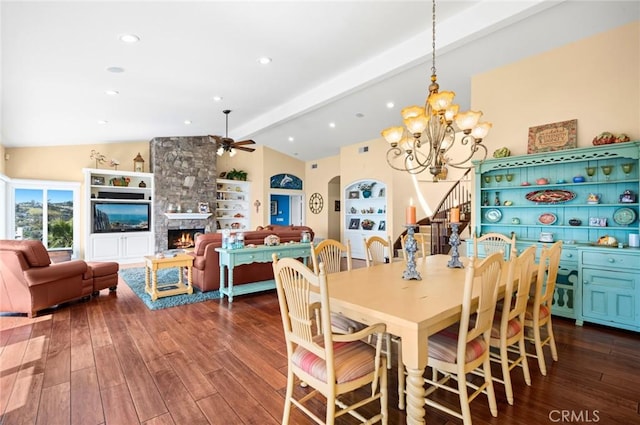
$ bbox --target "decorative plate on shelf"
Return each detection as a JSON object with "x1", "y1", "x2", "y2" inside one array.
[
  {"x1": 538, "y1": 212, "x2": 557, "y2": 225},
  {"x1": 613, "y1": 207, "x2": 637, "y2": 226},
  {"x1": 525, "y1": 189, "x2": 576, "y2": 204},
  {"x1": 484, "y1": 209, "x2": 502, "y2": 223}
]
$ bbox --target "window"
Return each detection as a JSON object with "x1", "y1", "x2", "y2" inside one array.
[{"x1": 8, "y1": 178, "x2": 80, "y2": 257}]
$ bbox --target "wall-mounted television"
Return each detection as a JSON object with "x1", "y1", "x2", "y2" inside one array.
[{"x1": 93, "y1": 202, "x2": 150, "y2": 233}]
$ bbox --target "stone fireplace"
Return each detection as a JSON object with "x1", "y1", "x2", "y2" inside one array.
[
  {"x1": 149, "y1": 136, "x2": 217, "y2": 252},
  {"x1": 167, "y1": 228, "x2": 205, "y2": 249}
]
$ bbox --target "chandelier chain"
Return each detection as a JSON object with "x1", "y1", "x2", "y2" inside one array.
[{"x1": 431, "y1": 0, "x2": 436, "y2": 77}]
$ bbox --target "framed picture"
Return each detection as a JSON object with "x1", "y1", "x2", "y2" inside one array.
[
  {"x1": 527, "y1": 119, "x2": 577, "y2": 154},
  {"x1": 348, "y1": 191, "x2": 360, "y2": 199},
  {"x1": 198, "y1": 202, "x2": 209, "y2": 213},
  {"x1": 334, "y1": 200, "x2": 340, "y2": 212},
  {"x1": 270, "y1": 201, "x2": 278, "y2": 215},
  {"x1": 349, "y1": 218, "x2": 360, "y2": 230},
  {"x1": 378, "y1": 220, "x2": 386, "y2": 231},
  {"x1": 91, "y1": 176, "x2": 105, "y2": 185}
]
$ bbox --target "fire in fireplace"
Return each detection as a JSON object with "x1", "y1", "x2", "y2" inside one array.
[{"x1": 168, "y1": 228, "x2": 205, "y2": 249}]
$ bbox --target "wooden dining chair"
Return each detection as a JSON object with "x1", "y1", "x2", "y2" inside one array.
[
  {"x1": 488, "y1": 245, "x2": 537, "y2": 405},
  {"x1": 414, "y1": 252, "x2": 504, "y2": 425},
  {"x1": 525, "y1": 240, "x2": 562, "y2": 376},
  {"x1": 363, "y1": 235, "x2": 392, "y2": 267},
  {"x1": 400, "y1": 232, "x2": 428, "y2": 261},
  {"x1": 311, "y1": 239, "x2": 352, "y2": 274},
  {"x1": 272, "y1": 254, "x2": 388, "y2": 425},
  {"x1": 472, "y1": 231, "x2": 517, "y2": 260}
]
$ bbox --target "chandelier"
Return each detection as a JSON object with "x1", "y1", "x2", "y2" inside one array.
[{"x1": 381, "y1": 0, "x2": 490, "y2": 181}]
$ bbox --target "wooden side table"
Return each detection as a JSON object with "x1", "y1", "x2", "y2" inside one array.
[{"x1": 143, "y1": 254, "x2": 194, "y2": 301}]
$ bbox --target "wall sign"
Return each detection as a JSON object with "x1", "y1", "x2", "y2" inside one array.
[{"x1": 527, "y1": 119, "x2": 577, "y2": 154}]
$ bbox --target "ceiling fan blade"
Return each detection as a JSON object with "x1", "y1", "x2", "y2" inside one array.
[
  {"x1": 208, "y1": 135, "x2": 223, "y2": 144},
  {"x1": 233, "y1": 139, "x2": 256, "y2": 146},
  {"x1": 235, "y1": 146, "x2": 256, "y2": 152}
]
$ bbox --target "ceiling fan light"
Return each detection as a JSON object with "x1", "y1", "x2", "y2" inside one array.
[
  {"x1": 455, "y1": 110, "x2": 482, "y2": 132},
  {"x1": 229, "y1": 148, "x2": 237, "y2": 157},
  {"x1": 216, "y1": 147, "x2": 224, "y2": 156}
]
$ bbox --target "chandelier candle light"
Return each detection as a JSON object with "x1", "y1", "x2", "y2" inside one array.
[{"x1": 382, "y1": 0, "x2": 491, "y2": 180}]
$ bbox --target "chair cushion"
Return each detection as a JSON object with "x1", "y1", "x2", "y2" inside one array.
[
  {"x1": 428, "y1": 325, "x2": 487, "y2": 364},
  {"x1": 525, "y1": 302, "x2": 550, "y2": 320},
  {"x1": 491, "y1": 315, "x2": 522, "y2": 339},
  {"x1": 292, "y1": 337, "x2": 377, "y2": 384},
  {"x1": 330, "y1": 312, "x2": 367, "y2": 334}
]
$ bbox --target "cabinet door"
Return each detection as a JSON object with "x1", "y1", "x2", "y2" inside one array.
[
  {"x1": 582, "y1": 268, "x2": 639, "y2": 327},
  {"x1": 122, "y1": 234, "x2": 152, "y2": 258},
  {"x1": 90, "y1": 235, "x2": 121, "y2": 260}
]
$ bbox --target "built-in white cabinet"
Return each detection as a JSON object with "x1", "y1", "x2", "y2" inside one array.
[
  {"x1": 83, "y1": 168, "x2": 154, "y2": 262},
  {"x1": 344, "y1": 179, "x2": 388, "y2": 259},
  {"x1": 215, "y1": 179, "x2": 250, "y2": 232}
]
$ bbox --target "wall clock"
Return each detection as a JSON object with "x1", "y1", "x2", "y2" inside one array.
[{"x1": 309, "y1": 192, "x2": 323, "y2": 214}]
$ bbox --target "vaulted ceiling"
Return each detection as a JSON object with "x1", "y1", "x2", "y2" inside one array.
[{"x1": 2, "y1": 1, "x2": 637, "y2": 161}]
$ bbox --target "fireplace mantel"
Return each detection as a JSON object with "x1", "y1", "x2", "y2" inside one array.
[{"x1": 164, "y1": 213, "x2": 212, "y2": 220}]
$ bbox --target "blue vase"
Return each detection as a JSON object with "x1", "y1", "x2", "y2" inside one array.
[{"x1": 362, "y1": 190, "x2": 372, "y2": 198}]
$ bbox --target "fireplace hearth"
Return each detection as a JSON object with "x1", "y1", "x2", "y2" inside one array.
[{"x1": 168, "y1": 228, "x2": 204, "y2": 249}]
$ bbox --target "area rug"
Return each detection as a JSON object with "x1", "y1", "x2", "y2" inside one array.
[{"x1": 119, "y1": 267, "x2": 220, "y2": 311}]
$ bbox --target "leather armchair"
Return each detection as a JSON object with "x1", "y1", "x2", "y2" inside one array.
[{"x1": 0, "y1": 240, "x2": 95, "y2": 317}]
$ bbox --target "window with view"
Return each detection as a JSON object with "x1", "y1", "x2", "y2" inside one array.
[{"x1": 11, "y1": 180, "x2": 80, "y2": 258}]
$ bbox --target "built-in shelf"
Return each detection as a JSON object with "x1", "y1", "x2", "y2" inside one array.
[{"x1": 164, "y1": 213, "x2": 212, "y2": 220}]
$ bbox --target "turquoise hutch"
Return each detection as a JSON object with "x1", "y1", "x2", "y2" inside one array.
[{"x1": 471, "y1": 142, "x2": 640, "y2": 332}]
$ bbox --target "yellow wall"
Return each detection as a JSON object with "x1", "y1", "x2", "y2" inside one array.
[
  {"x1": 0, "y1": 143, "x2": 5, "y2": 175},
  {"x1": 473, "y1": 21, "x2": 639, "y2": 155},
  {"x1": 305, "y1": 154, "x2": 340, "y2": 240},
  {"x1": 5, "y1": 142, "x2": 150, "y2": 181}
]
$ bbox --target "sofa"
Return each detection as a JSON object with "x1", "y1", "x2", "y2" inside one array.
[
  {"x1": 0, "y1": 240, "x2": 119, "y2": 317},
  {"x1": 189, "y1": 225, "x2": 314, "y2": 292}
]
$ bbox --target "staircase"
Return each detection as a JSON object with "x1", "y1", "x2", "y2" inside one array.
[{"x1": 395, "y1": 169, "x2": 472, "y2": 255}]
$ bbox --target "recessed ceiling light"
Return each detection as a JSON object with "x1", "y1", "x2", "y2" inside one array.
[
  {"x1": 106, "y1": 66, "x2": 125, "y2": 73},
  {"x1": 105, "y1": 90, "x2": 119, "y2": 96},
  {"x1": 213, "y1": 96, "x2": 223, "y2": 101},
  {"x1": 98, "y1": 120, "x2": 108, "y2": 125},
  {"x1": 119, "y1": 34, "x2": 140, "y2": 43},
  {"x1": 288, "y1": 137, "x2": 294, "y2": 142},
  {"x1": 184, "y1": 120, "x2": 192, "y2": 125},
  {"x1": 355, "y1": 113, "x2": 365, "y2": 118},
  {"x1": 329, "y1": 122, "x2": 336, "y2": 128},
  {"x1": 386, "y1": 102, "x2": 395, "y2": 109},
  {"x1": 257, "y1": 57, "x2": 272, "y2": 65}
]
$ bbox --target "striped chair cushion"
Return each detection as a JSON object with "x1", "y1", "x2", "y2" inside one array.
[
  {"x1": 525, "y1": 302, "x2": 550, "y2": 320},
  {"x1": 331, "y1": 312, "x2": 367, "y2": 334},
  {"x1": 292, "y1": 336, "x2": 376, "y2": 384},
  {"x1": 428, "y1": 325, "x2": 487, "y2": 364},
  {"x1": 491, "y1": 315, "x2": 522, "y2": 339}
]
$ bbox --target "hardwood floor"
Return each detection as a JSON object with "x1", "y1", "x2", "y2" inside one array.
[{"x1": 1, "y1": 261, "x2": 639, "y2": 425}]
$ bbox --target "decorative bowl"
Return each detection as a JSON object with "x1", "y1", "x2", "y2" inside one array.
[
  {"x1": 536, "y1": 178, "x2": 549, "y2": 185},
  {"x1": 568, "y1": 218, "x2": 582, "y2": 226},
  {"x1": 573, "y1": 176, "x2": 586, "y2": 183}
]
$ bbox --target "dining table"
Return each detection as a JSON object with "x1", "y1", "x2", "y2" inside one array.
[{"x1": 323, "y1": 254, "x2": 494, "y2": 425}]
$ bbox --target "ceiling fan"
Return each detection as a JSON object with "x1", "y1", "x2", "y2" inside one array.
[{"x1": 209, "y1": 109, "x2": 256, "y2": 157}]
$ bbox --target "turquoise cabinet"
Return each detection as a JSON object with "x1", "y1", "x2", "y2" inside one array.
[{"x1": 472, "y1": 142, "x2": 640, "y2": 331}]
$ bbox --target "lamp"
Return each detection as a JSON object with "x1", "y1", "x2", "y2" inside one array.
[{"x1": 381, "y1": 0, "x2": 490, "y2": 181}]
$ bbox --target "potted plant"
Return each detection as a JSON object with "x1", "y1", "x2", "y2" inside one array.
[
  {"x1": 358, "y1": 182, "x2": 376, "y2": 198},
  {"x1": 226, "y1": 169, "x2": 248, "y2": 181}
]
